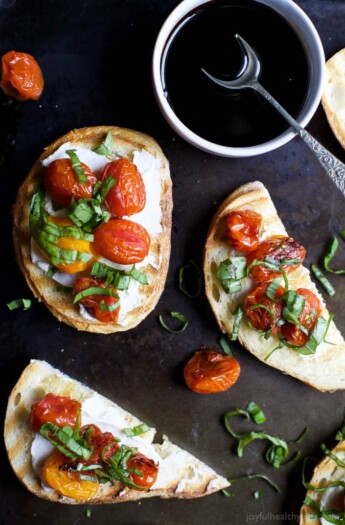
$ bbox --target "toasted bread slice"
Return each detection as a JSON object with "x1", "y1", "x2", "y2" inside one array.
[
  {"x1": 12, "y1": 126, "x2": 173, "y2": 333},
  {"x1": 300, "y1": 440, "x2": 345, "y2": 525},
  {"x1": 4, "y1": 359, "x2": 229, "y2": 504},
  {"x1": 204, "y1": 181, "x2": 345, "y2": 392},
  {"x1": 322, "y1": 48, "x2": 345, "y2": 149}
]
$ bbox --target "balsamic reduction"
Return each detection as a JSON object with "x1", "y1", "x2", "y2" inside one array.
[{"x1": 162, "y1": 0, "x2": 309, "y2": 147}]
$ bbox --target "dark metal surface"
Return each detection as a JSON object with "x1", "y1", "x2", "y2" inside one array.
[{"x1": 0, "y1": 1, "x2": 345, "y2": 524}]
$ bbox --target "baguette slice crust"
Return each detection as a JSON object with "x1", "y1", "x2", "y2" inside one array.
[
  {"x1": 4, "y1": 360, "x2": 229, "y2": 504},
  {"x1": 204, "y1": 181, "x2": 345, "y2": 392},
  {"x1": 12, "y1": 126, "x2": 173, "y2": 333},
  {"x1": 322, "y1": 48, "x2": 345, "y2": 149},
  {"x1": 300, "y1": 440, "x2": 345, "y2": 525}
]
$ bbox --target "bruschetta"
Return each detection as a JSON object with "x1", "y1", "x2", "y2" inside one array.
[
  {"x1": 204, "y1": 181, "x2": 345, "y2": 392},
  {"x1": 4, "y1": 359, "x2": 229, "y2": 504},
  {"x1": 12, "y1": 126, "x2": 173, "y2": 333}
]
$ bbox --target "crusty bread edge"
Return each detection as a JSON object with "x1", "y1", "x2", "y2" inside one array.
[
  {"x1": 12, "y1": 126, "x2": 173, "y2": 333},
  {"x1": 322, "y1": 48, "x2": 345, "y2": 150}
]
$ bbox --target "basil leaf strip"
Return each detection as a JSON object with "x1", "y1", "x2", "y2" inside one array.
[
  {"x1": 91, "y1": 261, "x2": 148, "y2": 289},
  {"x1": 266, "y1": 278, "x2": 282, "y2": 301},
  {"x1": 311, "y1": 263, "x2": 336, "y2": 296},
  {"x1": 99, "y1": 298, "x2": 120, "y2": 312},
  {"x1": 302, "y1": 457, "x2": 345, "y2": 494},
  {"x1": 40, "y1": 421, "x2": 92, "y2": 461},
  {"x1": 122, "y1": 423, "x2": 151, "y2": 437},
  {"x1": 7, "y1": 298, "x2": 32, "y2": 311},
  {"x1": 219, "y1": 336, "x2": 233, "y2": 356},
  {"x1": 230, "y1": 305, "x2": 244, "y2": 341},
  {"x1": 105, "y1": 445, "x2": 144, "y2": 490},
  {"x1": 324, "y1": 237, "x2": 345, "y2": 274},
  {"x1": 217, "y1": 257, "x2": 247, "y2": 294},
  {"x1": 93, "y1": 131, "x2": 114, "y2": 155},
  {"x1": 73, "y1": 286, "x2": 119, "y2": 304},
  {"x1": 178, "y1": 260, "x2": 202, "y2": 298},
  {"x1": 246, "y1": 401, "x2": 266, "y2": 425},
  {"x1": 321, "y1": 443, "x2": 345, "y2": 467},
  {"x1": 227, "y1": 473, "x2": 280, "y2": 494},
  {"x1": 66, "y1": 149, "x2": 88, "y2": 183},
  {"x1": 158, "y1": 311, "x2": 189, "y2": 333}
]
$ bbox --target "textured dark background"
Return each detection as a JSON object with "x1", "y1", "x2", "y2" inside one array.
[{"x1": 0, "y1": 1, "x2": 344, "y2": 524}]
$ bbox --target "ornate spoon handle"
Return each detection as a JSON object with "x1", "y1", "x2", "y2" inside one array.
[{"x1": 252, "y1": 80, "x2": 345, "y2": 198}]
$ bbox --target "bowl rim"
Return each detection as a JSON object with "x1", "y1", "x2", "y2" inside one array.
[{"x1": 152, "y1": 0, "x2": 325, "y2": 158}]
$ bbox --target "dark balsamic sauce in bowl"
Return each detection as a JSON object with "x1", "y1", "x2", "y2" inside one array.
[{"x1": 161, "y1": 0, "x2": 309, "y2": 148}]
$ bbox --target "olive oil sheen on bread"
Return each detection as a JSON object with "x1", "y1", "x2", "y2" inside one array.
[{"x1": 162, "y1": 0, "x2": 309, "y2": 148}]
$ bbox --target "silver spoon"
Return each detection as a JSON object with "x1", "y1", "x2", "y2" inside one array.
[{"x1": 202, "y1": 34, "x2": 345, "y2": 198}]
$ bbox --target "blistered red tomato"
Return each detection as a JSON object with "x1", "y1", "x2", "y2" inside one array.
[
  {"x1": 102, "y1": 159, "x2": 146, "y2": 217},
  {"x1": 42, "y1": 451, "x2": 99, "y2": 501},
  {"x1": 244, "y1": 283, "x2": 285, "y2": 335},
  {"x1": 0, "y1": 51, "x2": 44, "y2": 100},
  {"x1": 94, "y1": 218, "x2": 150, "y2": 264},
  {"x1": 183, "y1": 350, "x2": 241, "y2": 394},
  {"x1": 127, "y1": 452, "x2": 158, "y2": 489},
  {"x1": 281, "y1": 288, "x2": 322, "y2": 346},
  {"x1": 246, "y1": 235, "x2": 306, "y2": 281},
  {"x1": 227, "y1": 210, "x2": 262, "y2": 252},
  {"x1": 30, "y1": 393, "x2": 81, "y2": 432},
  {"x1": 73, "y1": 277, "x2": 120, "y2": 324},
  {"x1": 81, "y1": 424, "x2": 119, "y2": 464},
  {"x1": 44, "y1": 158, "x2": 97, "y2": 208}
]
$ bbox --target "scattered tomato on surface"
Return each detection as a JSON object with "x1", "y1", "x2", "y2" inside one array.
[
  {"x1": 184, "y1": 349, "x2": 241, "y2": 394},
  {"x1": 227, "y1": 209, "x2": 262, "y2": 252},
  {"x1": 0, "y1": 50, "x2": 43, "y2": 100},
  {"x1": 102, "y1": 159, "x2": 146, "y2": 217}
]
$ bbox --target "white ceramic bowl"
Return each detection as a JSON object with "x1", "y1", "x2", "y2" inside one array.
[{"x1": 152, "y1": 0, "x2": 325, "y2": 158}]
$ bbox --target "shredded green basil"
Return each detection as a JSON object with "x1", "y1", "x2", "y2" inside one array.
[
  {"x1": 246, "y1": 401, "x2": 266, "y2": 425},
  {"x1": 324, "y1": 237, "x2": 345, "y2": 275},
  {"x1": 321, "y1": 443, "x2": 345, "y2": 467},
  {"x1": 73, "y1": 286, "x2": 119, "y2": 304},
  {"x1": 122, "y1": 423, "x2": 150, "y2": 437},
  {"x1": 66, "y1": 149, "x2": 87, "y2": 183},
  {"x1": 217, "y1": 257, "x2": 247, "y2": 293},
  {"x1": 178, "y1": 260, "x2": 202, "y2": 298},
  {"x1": 158, "y1": 311, "x2": 189, "y2": 333},
  {"x1": 93, "y1": 131, "x2": 114, "y2": 155},
  {"x1": 266, "y1": 278, "x2": 283, "y2": 301},
  {"x1": 7, "y1": 298, "x2": 32, "y2": 311},
  {"x1": 40, "y1": 419, "x2": 91, "y2": 461},
  {"x1": 90, "y1": 261, "x2": 148, "y2": 290},
  {"x1": 85, "y1": 509, "x2": 92, "y2": 519},
  {"x1": 227, "y1": 473, "x2": 280, "y2": 494},
  {"x1": 219, "y1": 336, "x2": 233, "y2": 355},
  {"x1": 93, "y1": 176, "x2": 116, "y2": 203},
  {"x1": 230, "y1": 305, "x2": 244, "y2": 341},
  {"x1": 311, "y1": 264, "x2": 336, "y2": 296}
]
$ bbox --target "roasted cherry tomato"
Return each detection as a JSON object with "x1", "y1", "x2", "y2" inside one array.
[
  {"x1": 31, "y1": 393, "x2": 81, "y2": 432},
  {"x1": 183, "y1": 350, "x2": 241, "y2": 394},
  {"x1": 73, "y1": 276, "x2": 120, "y2": 324},
  {"x1": 94, "y1": 218, "x2": 150, "y2": 264},
  {"x1": 0, "y1": 51, "x2": 44, "y2": 100},
  {"x1": 81, "y1": 424, "x2": 119, "y2": 464},
  {"x1": 42, "y1": 450, "x2": 99, "y2": 501},
  {"x1": 246, "y1": 235, "x2": 306, "y2": 282},
  {"x1": 244, "y1": 283, "x2": 285, "y2": 335},
  {"x1": 44, "y1": 158, "x2": 97, "y2": 208},
  {"x1": 127, "y1": 452, "x2": 158, "y2": 489},
  {"x1": 102, "y1": 159, "x2": 146, "y2": 217},
  {"x1": 227, "y1": 210, "x2": 262, "y2": 252},
  {"x1": 281, "y1": 288, "x2": 322, "y2": 347}
]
